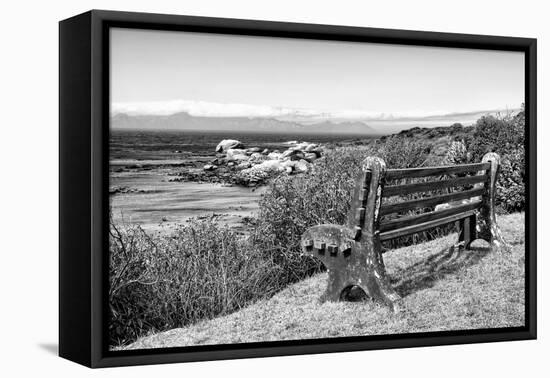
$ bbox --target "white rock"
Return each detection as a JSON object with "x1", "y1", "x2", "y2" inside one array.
[
  {"x1": 304, "y1": 144, "x2": 318, "y2": 152},
  {"x1": 281, "y1": 149, "x2": 298, "y2": 159},
  {"x1": 226, "y1": 148, "x2": 249, "y2": 161},
  {"x1": 203, "y1": 164, "x2": 217, "y2": 171},
  {"x1": 258, "y1": 160, "x2": 285, "y2": 171},
  {"x1": 267, "y1": 152, "x2": 282, "y2": 160},
  {"x1": 294, "y1": 142, "x2": 311, "y2": 150},
  {"x1": 216, "y1": 139, "x2": 244, "y2": 152},
  {"x1": 294, "y1": 160, "x2": 310, "y2": 173}
]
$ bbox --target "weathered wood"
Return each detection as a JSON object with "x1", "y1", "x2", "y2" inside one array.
[
  {"x1": 379, "y1": 210, "x2": 477, "y2": 241},
  {"x1": 476, "y1": 153, "x2": 511, "y2": 252},
  {"x1": 302, "y1": 157, "x2": 402, "y2": 311},
  {"x1": 379, "y1": 200, "x2": 482, "y2": 232},
  {"x1": 379, "y1": 187, "x2": 485, "y2": 216},
  {"x1": 463, "y1": 216, "x2": 471, "y2": 247},
  {"x1": 314, "y1": 240, "x2": 326, "y2": 250},
  {"x1": 386, "y1": 162, "x2": 491, "y2": 180},
  {"x1": 347, "y1": 171, "x2": 369, "y2": 228},
  {"x1": 383, "y1": 175, "x2": 488, "y2": 197}
]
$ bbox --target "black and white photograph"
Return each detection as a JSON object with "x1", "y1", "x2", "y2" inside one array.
[{"x1": 107, "y1": 27, "x2": 527, "y2": 351}]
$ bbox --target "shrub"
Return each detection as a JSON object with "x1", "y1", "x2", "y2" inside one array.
[
  {"x1": 467, "y1": 109, "x2": 525, "y2": 212},
  {"x1": 109, "y1": 217, "x2": 283, "y2": 347},
  {"x1": 255, "y1": 147, "x2": 368, "y2": 262}
]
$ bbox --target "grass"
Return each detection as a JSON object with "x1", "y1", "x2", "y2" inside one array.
[{"x1": 123, "y1": 212, "x2": 525, "y2": 350}]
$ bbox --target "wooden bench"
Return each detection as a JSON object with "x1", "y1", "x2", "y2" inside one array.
[{"x1": 300, "y1": 152, "x2": 510, "y2": 311}]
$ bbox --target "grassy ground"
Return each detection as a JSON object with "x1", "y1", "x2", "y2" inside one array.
[{"x1": 124, "y1": 213, "x2": 525, "y2": 350}]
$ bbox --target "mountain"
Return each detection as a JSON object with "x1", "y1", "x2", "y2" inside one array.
[{"x1": 110, "y1": 111, "x2": 379, "y2": 135}]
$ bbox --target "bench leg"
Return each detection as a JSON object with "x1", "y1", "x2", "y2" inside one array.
[
  {"x1": 356, "y1": 266, "x2": 402, "y2": 312},
  {"x1": 356, "y1": 238, "x2": 402, "y2": 312},
  {"x1": 319, "y1": 269, "x2": 347, "y2": 303},
  {"x1": 318, "y1": 240, "x2": 402, "y2": 312},
  {"x1": 476, "y1": 200, "x2": 510, "y2": 252},
  {"x1": 477, "y1": 153, "x2": 511, "y2": 252},
  {"x1": 457, "y1": 214, "x2": 477, "y2": 250}
]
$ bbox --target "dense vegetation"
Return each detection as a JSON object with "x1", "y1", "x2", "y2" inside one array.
[{"x1": 109, "y1": 109, "x2": 526, "y2": 347}]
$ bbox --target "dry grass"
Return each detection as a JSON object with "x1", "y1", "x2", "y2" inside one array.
[{"x1": 124, "y1": 212, "x2": 525, "y2": 350}]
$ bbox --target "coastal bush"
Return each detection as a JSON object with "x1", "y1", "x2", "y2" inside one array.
[
  {"x1": 109, "y1": 217, "x2": 283, "y2": 347},
  {"x1": 466, "y1": 109, "x2": 526, "y2": 212}
]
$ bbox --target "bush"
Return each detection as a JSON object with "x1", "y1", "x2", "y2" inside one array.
[
  {"x1": 467, "y1": 109, "x2": 525, "y2": 212},
  {"x1": 255, "y1": 147, "x2": 367, "y2": 260},
  {"x1": 109, "y1": 218, "x2": 283, "y2": 347}
]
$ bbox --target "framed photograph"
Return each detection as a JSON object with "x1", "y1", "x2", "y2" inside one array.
[{"x1": 59, "y1": 10, "x2": 537, "y2": 368}]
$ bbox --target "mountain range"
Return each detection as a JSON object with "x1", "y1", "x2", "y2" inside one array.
[
  {"x1": 111, "y1": 111, "x2": 380, "y2": 135},
  {"x1": 111, "y1": 107, "x2": 521, "y2": 135}
]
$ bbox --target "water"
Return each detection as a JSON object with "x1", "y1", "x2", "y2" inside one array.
[
  {"x1": 109, "y1": 129, "x2": 374, "y2": 233},
  {"x1": 110, "y1": 129, "x2": 371, "y2": 162}
]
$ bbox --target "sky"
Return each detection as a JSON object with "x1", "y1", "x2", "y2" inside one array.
[{"x1": 110, "y1": 27, "x2": 524, "y2": 119}]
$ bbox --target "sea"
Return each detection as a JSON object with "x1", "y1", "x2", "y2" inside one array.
[{"x1": 109, "y1": 129, "x2": 375, "y2": 234}]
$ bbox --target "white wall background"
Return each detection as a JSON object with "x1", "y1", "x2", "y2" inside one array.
[{"x1": 0, "y1": 0, "x2": 546, "y2": 376}]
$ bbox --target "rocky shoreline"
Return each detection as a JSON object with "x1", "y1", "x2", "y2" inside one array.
[{"x1": 169, "y1": 139, "x2": 324, "y2": 187}]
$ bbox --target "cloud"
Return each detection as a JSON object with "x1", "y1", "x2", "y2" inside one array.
[{"x1": 111, "y1": 99, "x2": 519, "y2": 122}]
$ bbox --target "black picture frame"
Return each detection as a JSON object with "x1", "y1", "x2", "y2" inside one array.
[{"x1": 59, "y1": 9, "x2": 537, "y2": 368}]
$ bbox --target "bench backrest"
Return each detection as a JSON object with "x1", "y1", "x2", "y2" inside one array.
[{"x1": 348, "y1": 153, "x2": 500, "y2": 244}]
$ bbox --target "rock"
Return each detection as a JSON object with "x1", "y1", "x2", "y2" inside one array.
[
  {"x1": 226, "y1": 148, "x2": 249, "y2": 162},
  {"x1": 281, "y1": 160, "x2": 296, "y2": 170},
  {"x1": 236, "y1": 160, "x2": 285, "y2": 186},
  {"x1": 290, "y1": 152, "x2": 305, "y2": 161},
  {"x1": 267, "y1": 152, "x2": 282, "y2": 160},
  {"x1": 285, "y1": 166, "x2": 293, "y2": 174},
  {"x1": 281, "y1": 149, "x2": 299, "y2": 159},
  {"x1": 203, "y1": 164, "x2": 217, "y2": 171},
  {"x1": 247, "y1": 147, "x2": 262, "y2": 153},
  {"x1": 257, "y1": 160, "x2": 285, "y2": 171},
  {"x1": 304, "y1": 144, "x2": 318, "y2": 152},
  {"x1": 216, "y1": 139, "x2": 244, "y2": 152},
  {"x1": 294, "y1": 142, "x2": 311, "y2": 150},
  {"x1": 262, "y1": 148, "x2": 269, "y2": 155},
  {"x1": 237, "y1": 161, "x2": 252, "y2": 169},
  {"x1": 304, "y1": 152, "x2": 318, "y2": 162},
  {"x1": 311, "y1": 149, "x2": 323, "y2": 157},
  {"x1": 294, "y1": 160, "x2": 309, "y2": 173}
]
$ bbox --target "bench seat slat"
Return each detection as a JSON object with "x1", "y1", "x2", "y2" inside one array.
[
  {"x1": 379, "y1": 210, "x2": 477, "y2": 241},
  {"x1": 380, "y1": 187, "x2": 485, "y2": 216},
  {"x1": 383, "y1": 174, "x2": 487, "y2": 197},
  {"x1": 385, "y1": 162, "x2": 491, "y2": 180},
  {"x1": 379, "y1": 200, "x2": 482, "y2": 232}
]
